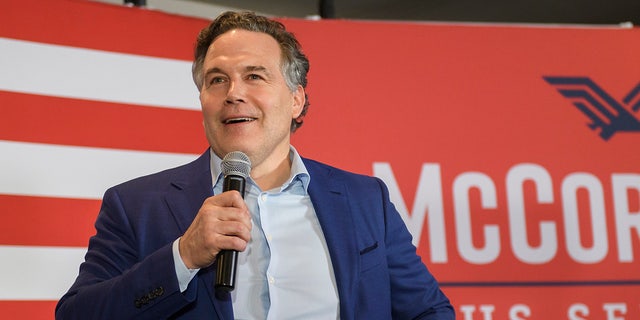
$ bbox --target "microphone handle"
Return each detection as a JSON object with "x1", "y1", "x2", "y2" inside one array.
[
  {"x1": 215, "y1": 175, "x2": 246, "y2": 291},
  {"x1": 215, "y1": 250, "x2": 238, "y2": 291}
]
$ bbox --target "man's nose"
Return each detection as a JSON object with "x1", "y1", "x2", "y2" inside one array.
[{"x1": 225, "y1": 80, "x2": 246, "y2": 104}]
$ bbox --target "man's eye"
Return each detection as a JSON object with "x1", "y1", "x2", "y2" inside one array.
[
  {"x1": 248, "y1": 74, "x2": 262, "y2": 80},
  {"x1": 207, "y1": 77, "x2": 226, "y2": 86}
]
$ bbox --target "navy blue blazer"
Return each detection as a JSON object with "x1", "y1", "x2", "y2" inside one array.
[{"x1": 56, "y1": 151, "x2": 454, "y2": 319}]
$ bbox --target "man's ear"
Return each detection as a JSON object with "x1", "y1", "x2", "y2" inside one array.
[{"x1": 292, "y1": 85, "x2": 305, "y2": 118}]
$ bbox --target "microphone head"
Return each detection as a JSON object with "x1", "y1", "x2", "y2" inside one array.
[{"x1": 221, "y1": 151, "x2": 251, "y2": 178}]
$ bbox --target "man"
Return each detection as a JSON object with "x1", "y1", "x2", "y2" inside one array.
[{"x1": 56, "y1": 11, "x2": 454, "y2": 319}]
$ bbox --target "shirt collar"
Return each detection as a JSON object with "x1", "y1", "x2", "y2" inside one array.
[{"x1": 209, "y1": 146, "x2": 310, "y2": 192}]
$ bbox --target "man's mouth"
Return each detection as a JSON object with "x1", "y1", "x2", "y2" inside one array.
[{"x1": 224, "y1": 117, "x2": 256, "y2": 124}]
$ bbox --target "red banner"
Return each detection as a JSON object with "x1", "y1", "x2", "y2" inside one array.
[{"x1": 2, "y1": 0, "x2": 639, "y2": 318}]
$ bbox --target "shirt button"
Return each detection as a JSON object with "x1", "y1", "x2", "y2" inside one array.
[
  {"x1": 260, "y1": 193, "x2": 267, "y2": 201},
  {"x1": 268, "y1": 276, "x2": 275, "y2": 284},
  {"x1": 266, "y1": 234, "x2": 273, "y2": 241}
]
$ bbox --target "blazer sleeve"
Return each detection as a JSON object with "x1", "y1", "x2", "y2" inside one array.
[
  {"x1": 375, "y1": 178, "x2": 455, "y2": 320},
  {"x1": 55, "y1": 186, "x2": 197, "y2": 320}
]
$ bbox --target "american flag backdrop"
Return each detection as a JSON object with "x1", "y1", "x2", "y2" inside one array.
[{"x1": 1, "y1": 1, "x2": 210, "y2": 317}]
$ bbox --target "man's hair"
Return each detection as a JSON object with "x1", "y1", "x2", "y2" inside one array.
[{"x1": 192, "y1": 11, "x2": 310, "y2": 132}]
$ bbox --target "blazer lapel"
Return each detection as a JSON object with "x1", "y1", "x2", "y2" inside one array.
[
  {"x1": 304, "y1": 159, "x2": 358, "y2": 320},
  {"x1": 165, "y1": 156, "x2": 212, "y2": 233}
]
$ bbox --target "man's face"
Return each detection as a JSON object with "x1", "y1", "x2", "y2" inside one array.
[{"x1": 199, "y1": 29, "x2": 305, "y2": 169}]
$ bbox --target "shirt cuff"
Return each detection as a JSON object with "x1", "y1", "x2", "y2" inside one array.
[{"x1": 172, "y1": 238, "x2": 200, "y2": 292}]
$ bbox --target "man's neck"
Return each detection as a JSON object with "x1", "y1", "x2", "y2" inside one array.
[
  {"x1": 254, "y1": 157, "x2": 291, "y2": 191},
  {"x1": 250, "y1": 148, "x2": 292, "y2": 191}
]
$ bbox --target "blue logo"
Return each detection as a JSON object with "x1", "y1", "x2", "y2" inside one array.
[{"x1": 544, "y1": 76, "x2": 640, "y2": 140}]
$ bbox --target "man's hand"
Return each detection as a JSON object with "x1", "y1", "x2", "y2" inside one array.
[{"x1": 178, "y1": 190, "x2": 252, "y2": 269}]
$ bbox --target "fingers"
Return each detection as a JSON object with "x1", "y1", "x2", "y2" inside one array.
[
  {"x1": 206, "y1": 191, "x2": 252, "y2": 233},
  {"x1": 178, "y1": 191, "x2": 252, "y2": 269}
]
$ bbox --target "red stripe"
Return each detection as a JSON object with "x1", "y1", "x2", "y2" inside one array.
[
  {"x1": 0, "y1": 301, "x2": 57, "y2": 320},
  {"x1": 0, "y1": 90, "x2": 208, "y2": 154},
  {"x1": 0, "y1": 195, "x2": 99, "y2": 247},
  {"x1": 0, "y1": 0, "x2": 210, "y2": 61}
]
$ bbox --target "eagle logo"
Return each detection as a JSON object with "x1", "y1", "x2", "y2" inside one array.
[{"x1": 544, "y1": 76, "x2": 640, "y2": 141}]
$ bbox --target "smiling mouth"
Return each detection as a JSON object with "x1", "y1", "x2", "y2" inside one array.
[{"x1": 224, "y1": 117, "x2": 256, "y2": 124}]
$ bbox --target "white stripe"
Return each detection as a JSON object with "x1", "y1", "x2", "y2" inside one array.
[
  {"x1": 0, "y1": 140, "x2": 198, "y2": 200},
  {"x1": 0, "y1": 37, "x2": 200, "y2": 110},
  {"x1": 0, "y1": 245, "x2": 86, "y2": 300}
]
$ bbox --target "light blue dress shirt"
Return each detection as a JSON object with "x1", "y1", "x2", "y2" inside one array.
[{"x1": 173, "y1": 147, "x2": 339, "y2": 319}]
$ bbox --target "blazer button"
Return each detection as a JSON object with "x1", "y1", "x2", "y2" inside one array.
[
  {"x1": 153, "y1": 286, "x2": 164, "y2": 297},
  {"x1": 135, "y1": 286, "x2": 164, "y2": 308}
]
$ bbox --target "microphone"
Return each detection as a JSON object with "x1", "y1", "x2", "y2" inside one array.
[{"x1": 215, "y1": 151, "x2": 251, "y2": 292}]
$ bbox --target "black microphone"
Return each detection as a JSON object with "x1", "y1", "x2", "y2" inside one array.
[{"x1": 215, "y1": 151, "x2": 251, "y2": 292}]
